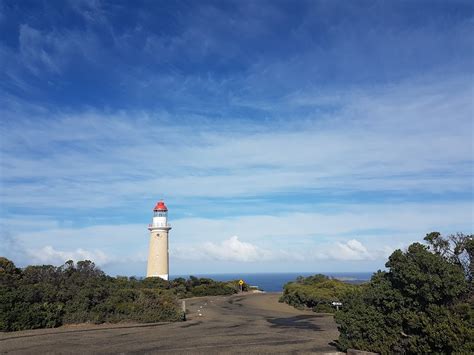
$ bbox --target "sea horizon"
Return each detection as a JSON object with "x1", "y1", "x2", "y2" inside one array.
[{"x1": 166, "y1": 271, "x2": 375, "y2": 292}]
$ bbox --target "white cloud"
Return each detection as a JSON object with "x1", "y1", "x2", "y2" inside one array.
[
  {"x1": 1, "y1": 199, "x2": 470, "y2": 274},
  {"x1": 204, "y1": 235, "x2": 268, "y2": 262},
  {"x1": 173, "y1": 236, "x2": 390, "y2": 264},
  {"x1": 174, "y1": 236, "x2": 271, "y2": 262},
  {"x1": 311, "y1": 239, "x2": 404, "y2": 262},
  {"x1": 170, "y1": 202, "x2": 472, "y2": 244},
  {"x1": 326, "y1": 239, "x2": 372, "y2": 261}
]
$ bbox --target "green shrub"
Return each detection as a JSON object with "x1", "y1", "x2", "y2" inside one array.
[
  {"x1": 191, "y1": 284, "x2": 235, "y2": 297},
  {"x1": 280, "y1": 274, "x2": 357, "y2": 313},
  {"x1": 0, "y1": 259, "x2": 247, "y2": 331},
  {"x1": 335, "y1": 233, "x2": 474, "y2": 354},
  {"x1": 0, "y1": 259, "x2": 184, "y2": 331}
]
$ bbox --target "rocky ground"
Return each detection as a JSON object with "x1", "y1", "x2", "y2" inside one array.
[{"x1": 0, "y1": 292, "x2": 340, "y2": 354}]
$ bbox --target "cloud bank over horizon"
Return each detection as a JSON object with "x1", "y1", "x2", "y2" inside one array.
[{"x1": 1, "y1": 0, "x2": 472, "y2": 275}]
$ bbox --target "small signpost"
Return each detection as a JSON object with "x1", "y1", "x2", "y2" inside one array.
[{"x1": 239, "y1": 279, "x2": 244, "y2": 293}]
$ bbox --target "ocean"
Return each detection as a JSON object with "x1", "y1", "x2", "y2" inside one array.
[{"x1": 170, "y1": 272, "x2": 374, "y2": 292}]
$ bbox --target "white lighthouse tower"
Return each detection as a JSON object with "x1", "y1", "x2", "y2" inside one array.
[{"x1": 146, "y1": 200, "x2": 171, "y2": 280}]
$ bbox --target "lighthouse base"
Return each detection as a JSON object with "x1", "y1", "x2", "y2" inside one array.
[{"x1": 147, "y1": 273, "x2": 169, "y2": 280}]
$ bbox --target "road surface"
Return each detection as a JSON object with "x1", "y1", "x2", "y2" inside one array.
[{"x1": 0, "y1": 292, "x2": 340, "y2": 354}]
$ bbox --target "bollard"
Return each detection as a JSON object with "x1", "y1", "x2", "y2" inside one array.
[{"x1": 182, "y1": 300, "x2": 186, "y2": 321}]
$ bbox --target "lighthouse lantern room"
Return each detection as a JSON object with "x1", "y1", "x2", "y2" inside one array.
[
  {"x1": 151, "y1": 201, "x2": 169, "y2": 228},
  {"x1": 146, "y1": 200, "x2": 171, "y2": 280}
]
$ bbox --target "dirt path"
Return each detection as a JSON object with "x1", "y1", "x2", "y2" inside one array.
[{"x1": 0, "y1": 293, "x2": 340, "y2": 354}]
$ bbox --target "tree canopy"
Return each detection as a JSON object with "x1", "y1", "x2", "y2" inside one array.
[{"x1": 335, "y1": 233, "x2": 473, "y2": 354}]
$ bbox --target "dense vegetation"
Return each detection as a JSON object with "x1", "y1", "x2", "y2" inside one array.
[
  {"x1": 280, "y1": 274, "x2": 358, "y2": 313},
  {"x1": 0, "y1": 258, "x2": 246, "y2": 332},
  {"x1": 335, "y1": 232, "x2": 473, "y2": 354}
]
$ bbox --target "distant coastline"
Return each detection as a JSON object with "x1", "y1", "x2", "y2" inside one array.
[{"x1": 168, "y1": 272, "x2": 373, "y2": 291}]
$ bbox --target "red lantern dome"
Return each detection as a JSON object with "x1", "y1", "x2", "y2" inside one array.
[{"x1": 153, "y1": 200, "x2": 168, "y2": 212}]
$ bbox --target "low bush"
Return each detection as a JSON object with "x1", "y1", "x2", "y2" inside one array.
[
  {"x1": 280, "y1": 274, "x2": 357, "y2": 313},
  {"x1": 0, "y1": 258, "x2": 243, "y2": 331}
]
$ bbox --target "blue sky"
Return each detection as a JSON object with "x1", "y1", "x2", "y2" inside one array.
[{"x1": 1, "y1": 0, "x2": 473, "y2": 276}]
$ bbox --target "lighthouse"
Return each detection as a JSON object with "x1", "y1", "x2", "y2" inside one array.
[{"x1": 146, "y1": 200, "x2": 171, "y2": 279}]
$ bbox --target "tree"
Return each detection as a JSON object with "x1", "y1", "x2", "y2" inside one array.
[
  {"x1": 387, "y1": 243, "x2": 467, "y2": 306},
  {"x1": 424, "y1": 232, "x2": 473, "y2": 285},
  {"x1": 335, "y1": 234, "x2": 473, "y2": 354},
  {"x1": 0, "y1": 257, "x2": 20, "y2": 275}
]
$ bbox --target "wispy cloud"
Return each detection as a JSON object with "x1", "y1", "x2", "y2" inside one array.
[
  {"x1": 0, "y1": 1, "x2": 472, "y2": 274},
  {"x1": 1, "y1": 76, "x2": 472, "y2": 210}
]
